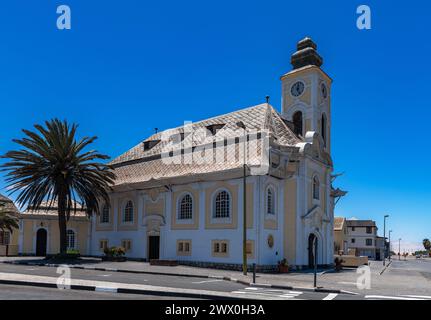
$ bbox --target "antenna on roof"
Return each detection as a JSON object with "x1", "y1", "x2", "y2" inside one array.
[
  {"x1": 154, "y1": 128, "x2": 159, "y2": 134},
  {"x1": 265, "y1": 95, "x2": 270, "y2": 104}
]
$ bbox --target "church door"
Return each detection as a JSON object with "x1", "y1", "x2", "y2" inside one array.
[
  {"x1": 148, "y1": 236, "x2": 160, "y2": 260},
  {"x1": 36, "y1": 229, "x2": 47, "y2": 256}
]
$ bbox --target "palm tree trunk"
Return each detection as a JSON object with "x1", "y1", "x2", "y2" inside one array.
[{"x1": 57, "y1": 192, "x2": 68, "y2": 255}]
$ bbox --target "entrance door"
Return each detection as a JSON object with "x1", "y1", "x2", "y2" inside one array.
[
  {"x1": 308, "y1": 234, "x2": 317, "y2": 269},
  {"x1": 148, "y1": 236, "x2": 160, "y2": 260},
  {"x1": 36, "y1": 229, "x2": 47, "y2": 256}
]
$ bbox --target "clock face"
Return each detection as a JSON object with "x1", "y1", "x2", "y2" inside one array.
[
  {"x1": 290, "y1": 81, "x2": 305, "y2": 97},
  {"x1": 321, "y1": 83, "x2": 328, "y2": 99}
]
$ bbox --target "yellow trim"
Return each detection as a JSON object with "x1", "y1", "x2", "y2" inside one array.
[
  {"x1": 211, "y1": 239, "x2": 229, "y2": 258},
  {"x1": 176, "y1": 239, "x2": 192, "y2": 256}
]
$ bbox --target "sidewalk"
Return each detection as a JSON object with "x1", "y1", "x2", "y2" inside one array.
[{"x1": 0, "y1": 256, "x2": 371, "y2": 294}]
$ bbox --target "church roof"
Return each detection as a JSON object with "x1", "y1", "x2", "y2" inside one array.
[
  {"x1": 110, "y1": 103, "x2": 301, "y2": 187},
  {"x1": 0, "y1": 194, "x2": 20, "y2": 217},
  {"x1": 22, "y1": 200, "x2": 87, "y2": 217}
]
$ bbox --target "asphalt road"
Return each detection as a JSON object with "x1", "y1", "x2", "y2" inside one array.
[
  {"x1": 0, "y1": 283, "x2": 194, "y2": 300},
  {"x1": 0, "y1": 263, "x2": 359, "y2": 300},
  {"x1": 2, "y1": 260, "x2": 430, "y2": 300}
]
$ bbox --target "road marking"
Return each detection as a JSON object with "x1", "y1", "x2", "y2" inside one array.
[
  {"x1": 401, "y1": 295, "x2": 431, "y2": 299},
  {"x1": 323, "y1": 293, "x2": 338, "y2": 300},
  {"x1": 95, "y1": 286, "x2": 118, "y2": 293},
  {"x1": 233, "y1": 288, "x2": 303, "y2": 300},
  {"x1": 97, "y1": 274, "x2": 112, "y2": 277},
  {"x1": 365, "y1": 295, "x2": 426, "y2": 300},
  {"x1": 192, "y1": 279, "x2": 224, "y2": 284},
  {"x1": 337, "y1": 281, "x2": 357, "y2": 285}
]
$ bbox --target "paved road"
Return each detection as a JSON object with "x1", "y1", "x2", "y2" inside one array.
[
  {"x1": 0, "y1": 283, "x2": 194, "y2": 300},
  {"x1": 0, "y1": 263, "x2": 359, "y2": 300},
  {"x1": 1, "y1": 260, "x2": 430, "y2": 300}
]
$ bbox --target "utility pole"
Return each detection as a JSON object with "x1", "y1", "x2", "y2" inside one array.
[
  {"x1": 388, "y1": 230, "x2": 392, "y2": 261},
  {"x1": 237, "y1": 121, "x2": 247, "y2": 275},
  {"x1": 313, "y1": 237, "x2": 318, "y2": 288},
  {"x1": 398, "y1": 238, "x2": 402, "y2": 261},
  {"x1": 383, "y1": 215, "x2": 389, "y2": 266}
]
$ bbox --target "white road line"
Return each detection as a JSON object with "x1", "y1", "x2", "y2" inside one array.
[
  {"x1": 323, "y1": 293, "x2": 338, "y2": 300},
  {"x1": 401, "y1": 295, "x2": 431, "y2": 299},
  {"x1": 365, "y1": 295, "x2": 426, "y2": 300},
  {"x1": 97, "y1": 274, "x2": 112, "y2": 277},
  {"x1": 192, "y1": 279, "x2": 223, "y2": 284},
  {"x1": 337, "y1": 282, "x2": 357, "y2": 285},
  {"x1": 95, "y1": 286, "x2": 118, "y2": 293}
]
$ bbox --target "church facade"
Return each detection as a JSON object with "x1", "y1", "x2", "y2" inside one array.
[{"x1": 89, "y1": 38, "x2": 336, "y2": 270}]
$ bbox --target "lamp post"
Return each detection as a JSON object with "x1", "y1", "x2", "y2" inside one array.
[
  {"x1": 388, "y1": 230, "x2": 392, "y2": 261},
  {"x1": 398, "y1": 238, "x2": 401, "y2": 261},
  {"x1": 237, "y1": 121, "x2": 247, "y2": 275},
  {"x1": 383, "y1": 215, "x2": 389, "y2": 266}
]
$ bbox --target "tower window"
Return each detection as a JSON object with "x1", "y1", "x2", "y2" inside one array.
[
  {"x1": 292, "y1": 111, "x2": 303, "y2": 137},
  {"x1": 313, "y1": 176, "x2": 320, "y2": 200},
  {"x1": 321, "y1": 113, "x2": 327, "y2": 147}
]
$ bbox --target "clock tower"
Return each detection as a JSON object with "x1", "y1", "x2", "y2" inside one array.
[{"x1": 281, "y1": 37, "x2": 332, "y2": 153}]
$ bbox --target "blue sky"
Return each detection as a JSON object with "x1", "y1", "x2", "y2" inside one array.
[{"x1": 0, "y1": 1, "x2": 429, "y2": 248}]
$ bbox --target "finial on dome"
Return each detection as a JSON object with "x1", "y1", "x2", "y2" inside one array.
[{"x1": 291, "y1": 37, "x2": 323, "y2": 69}]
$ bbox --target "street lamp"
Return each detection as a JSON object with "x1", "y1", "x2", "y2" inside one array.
[
  {"x1": 237, "y1": 121, "x2": 247, "y2": 275},
  {"x1": 388, "y1": 230, "x2": 392, "y2": 261},
  {"x1": 383, "y1": 215, "x2": 389, "y2": 266},
  {"x1": 398, "y1": 238, "x2": 402, "y2": 261}
]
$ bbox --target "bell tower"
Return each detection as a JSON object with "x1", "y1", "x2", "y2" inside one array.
[{"x1": 281, "y1": 37, "x2": 332, "y2": 153}]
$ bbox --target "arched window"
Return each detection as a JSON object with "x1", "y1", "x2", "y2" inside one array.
[
  {"x1": 313, "y1": 176, "x2": 320, "y2": 200},
  {"x1": 100, "y1": 205, "x2": 110, "y2": 224},
  {"x1": 67, "y1": 230, "x2": 75, "y2": 249},
  {"x1": 179, "y1": 194, "x2": 193, "y2": 220},
  {"x1": 321, "y1": 113, "x2": 327, "y2": 146},
  {"x1": 292, "y1": 111, "x2": 303, "y2": 136},
  {"x1": 214, "y1": 190, "x2": 230, "y2": 218},
  {"x1": 266, "y1": 187, "x2": 275, "y2": 215},
  {"x1": 123, "y1": 200, "x2": 134, "y2": 223}
]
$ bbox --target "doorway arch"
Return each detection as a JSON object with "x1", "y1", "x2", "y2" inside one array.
[
  {"x1": 36, "y1": 228, "x2": 47, "y2": 256},
  {"x1": 308, "y1": 233, "x2": 318, "y2": 269}
]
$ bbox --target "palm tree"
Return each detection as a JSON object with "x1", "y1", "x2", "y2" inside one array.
[
  {"x1": 1, "y1": 119, "x2": 115, "y2": 255},
  {"x1": 423, "y1": 239, "x2": 431, "y2": 252},
  {"x1": 0, "y1": 202, "x2": 19, "y2": 233}
]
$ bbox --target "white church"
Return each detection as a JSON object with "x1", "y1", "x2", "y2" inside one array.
[{"x1": 89, "y1": 37, "x2": 338, "y2": 270}]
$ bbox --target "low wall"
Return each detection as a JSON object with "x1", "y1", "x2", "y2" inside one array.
[
  {"x1": 335, "y1": 255, "x2": 368, "y2": 267},
  {"x1": 0, "y1": 245, "x2": 19, "y2": 256}
]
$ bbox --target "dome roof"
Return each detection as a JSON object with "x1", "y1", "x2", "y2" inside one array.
[{"x1": 0, "y1": 194, "x2": 21, "y2": 217}]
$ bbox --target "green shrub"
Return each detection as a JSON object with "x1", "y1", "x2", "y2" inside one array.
[{"x1": 103, "y1": 246, "x2": 126, "y2": 257}]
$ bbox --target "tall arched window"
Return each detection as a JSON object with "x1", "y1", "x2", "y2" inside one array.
[
  {"x1": 214, "y1": 190, "x2": 230, "y2": 218},
  {"x1": 123, "y1": 200, "x2": 134, "y2": 223},
  {"x1": 292, "y1": 111, "x2": 303, "y2": 136},
  {"x1": 67, "y1": 230, "x2": 76, "y2": 249},
  {"x1": 100, "y1": 205, "x2": 110, "y2": 224},
  {"x1": 321, "y1": 113, "x2": 327, "y2": 147},
  {"x1": 266, "y1": 187, "x2": 275, "y2": 215},
  {"x1": 313, "y1": 176, "x2": 320, "y2": 200},
  {"x1": 179, "y1": 194, "x2": 193, "y2": 220}
]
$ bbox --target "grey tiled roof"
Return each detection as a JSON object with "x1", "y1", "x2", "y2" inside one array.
[
  {"x1": 345, "y1": 220, "x2": 376, "y2": 227},
  {"x1": 110, "y1": 103, "x2": 301, "y2": 187},
  {"x1": 0, "y1": 194, "x2": 20, "y2": 217}
]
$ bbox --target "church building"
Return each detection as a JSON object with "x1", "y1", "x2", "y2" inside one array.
[{"x1": 89, "y1": 38, "x2": 336, "y2": 270}]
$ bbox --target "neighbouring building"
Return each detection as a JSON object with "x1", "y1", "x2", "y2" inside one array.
[
  {"x1": 19, "y1": 200, "x2": 90, "y2": 256},
  {"x1": 0, "y1": 194, "x2": 20, "y2": 256},
  {"x1": 89, "y1": 37, "x2": 339, "y2": 270},
  {"x1": 334, "y1": 217, "x2": 348, "y2": 255},
  {"x1": 337, "y1": 218, "x2": 385, "y2": 260}
]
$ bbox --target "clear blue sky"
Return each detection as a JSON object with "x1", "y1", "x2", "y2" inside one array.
[{"x1": 0, "y1": 1, "x2": 429, "y2": 247}]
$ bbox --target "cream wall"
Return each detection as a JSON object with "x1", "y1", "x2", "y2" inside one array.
[{"x1": 20, "y1": 217, "x2": 90, "y2": 255}]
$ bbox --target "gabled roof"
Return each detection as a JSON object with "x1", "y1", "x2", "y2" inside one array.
[
  {"x1": 0, "y1": 194, "x2": 20, "y2": 217},
  {"x1": 110, "y1": 103, "x2": 302, "y2": 187},
  {"x1": 22, "y1": 200, "x2": 87, "y2": 217},
  {"x1": 334, "y1": 217, "x2": 345, "y2": 230},
  {"x1": 345, "y1": 219, "x2": 376, "y2": 228}
]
